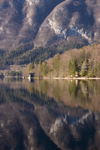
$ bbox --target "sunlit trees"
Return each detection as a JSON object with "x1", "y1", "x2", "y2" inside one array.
[
  {"x1": 29, "y1": 62, "x2": 34, "y2": 71},
  {"x1": 43, "y1": 61, "x2": 47, "y2": 76},
  {"x1": 80, "y1": 59, "x2": 87, "y2": 76},
  {"x1": 80, "y1": 47, "x2": 86, "y2": 64},
  {"x1": 71, "y1": 57, "x2": 79, "y2": 77},
  {"x1": 68, "y1": 60, "x2": 72, "y2": 76},
  {"x1": 38, "y1": 59, "x2": 42, "y2": 77},
  {"x1": 68, "y1": 57, "x2": 79, "y2": 77},
  {"x1": 53, "y1": 53, "x2": 60, "y2": 77}
]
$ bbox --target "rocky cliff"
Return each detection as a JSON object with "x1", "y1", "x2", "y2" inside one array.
[{"x1": 0, "y1": 0, "x2": 100, "y2": 50}]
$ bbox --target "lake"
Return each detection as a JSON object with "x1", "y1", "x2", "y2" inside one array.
[{"x1": 0, "y1": 78, "x2": 100, "y2": 150}]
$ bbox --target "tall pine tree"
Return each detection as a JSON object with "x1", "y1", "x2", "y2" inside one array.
[{"x1": 71, "y1": 57, "x2": 79, "y2": 77}]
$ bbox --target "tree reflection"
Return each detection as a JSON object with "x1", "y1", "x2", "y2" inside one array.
[
  {"x1": 27, "y1": 79, "x2": 100, "y2": 111},
  {"x1": 80, "y1": 81, "x2": 89, "y2": 98},
  {"x1": 68, "y1": 80, "x2": 79, "y2": 99},
  {"x1": 54, "y1": 80, "x2": 61, "y2": 102},
  {"x1": 1, "y1": 80, "x2": 100, "y2": 150},
  {"x1": 29, "y1": 84, "x2": 34, "y2": 94},
  {"x1": 43, "y1": 80, "x2": 48, "y2": 95}
]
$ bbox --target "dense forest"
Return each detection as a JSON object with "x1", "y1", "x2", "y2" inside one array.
[
  {"x1": 0, "y1": 43, "x2": 84, "y2": 68},
  {"x1": 29, "y1": 42, "x2": 100, "y2": 78},
  {"x1": 1, "y1": 42, "x2": 100, "y2": 78}
]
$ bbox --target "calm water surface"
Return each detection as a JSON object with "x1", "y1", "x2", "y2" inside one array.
[{"x1": 0, "y1": 78, "x2": 100, "y2": 150}]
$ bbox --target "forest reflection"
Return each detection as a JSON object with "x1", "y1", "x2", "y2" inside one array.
[
  {"x1": 29, "y1": 79, "x2": 100, "y2": 111},
  {"x1": 1, "y1": 79, "x2": 100, "y2": 149}
]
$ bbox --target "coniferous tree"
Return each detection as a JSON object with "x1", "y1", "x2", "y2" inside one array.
[
  {"x1": 80, "y1": 47, "x2": 86, "y2": 64},
  {"x1": 39, "y1": 60, "x2": 42, "y2": 65},
  {"x1": 53, "y1": 53, "x2": 60, "y2": 76},
  {"x1": 80, "y1": 59, "x2": 87, "y2": 76},
  {"x1": 68, "y1": 60, "x2": 72, "y2": 76},
  {"x1": 29, "y1": 62, "x2": 34, "y2": 71},
  {"x1": 39, "y1": 60, "x2": 42, "y2": 77},
  {"x1": 71, "y1": 57, "x2": 79, "y2": 77},
  {"x1": 43, "y1": 61, "x2": 47, "y2": 76}
]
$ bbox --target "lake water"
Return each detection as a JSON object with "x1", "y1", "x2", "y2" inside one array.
[{"x1": 0, "y1": 78, "x2": 100, "y2": 150}]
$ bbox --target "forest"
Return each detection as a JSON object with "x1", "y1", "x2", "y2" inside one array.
[
  {"x1": 0, "y1": 42, "x2": 84, "y2": 69},
  {"x1": 29, "y1": 43, "x2": 100, "y2": 78}
]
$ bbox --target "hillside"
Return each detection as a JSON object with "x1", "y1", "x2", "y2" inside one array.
[
  {"x1": 30, "y1": 43, "x2": 100, "y2": 78},
  {"x1": 0, "y1": 0, "x2": 100, "y2": 51},
  {"x1": 1, "y1": 42, "x2": 100, "y2": 77}
]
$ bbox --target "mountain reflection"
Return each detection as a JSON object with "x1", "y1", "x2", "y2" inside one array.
[{"x1": 0, "y1": 79, "x2": 100, "y2": 149}]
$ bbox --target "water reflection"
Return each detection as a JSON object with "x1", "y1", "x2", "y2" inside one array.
[
  {"x1": 0, "y1": 79, "x2": 100, "y2": 149},
  {"x1": 68, "y1": 80, "x2": 79, "y2": 99},
  {"x1": 5, "y1": 77, "x2": 23, "y2": 82},
  {"x1": 30, "y1": 79, "x2": 100, "y2": 111}
]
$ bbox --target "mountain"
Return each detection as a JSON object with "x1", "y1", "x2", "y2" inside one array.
[
  {"x1": 0, "y1": 0, "x2": 100, "y2": 51},
  {"x1": 0, "y1": 0, "x2": 64, "y2": 50}
]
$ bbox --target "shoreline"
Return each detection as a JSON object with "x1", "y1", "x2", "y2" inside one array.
[
  {"x1": 3, "y1": 76, "x2": 100, "y2": 80},
  {"x1": 44, "y1": 77, "x2": 100, "y2": 80},
  {"x1": 31, "y1": 77, "x2": 100, "y2": 80}
]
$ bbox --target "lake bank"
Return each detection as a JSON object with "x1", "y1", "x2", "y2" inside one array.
[{"x1": 30, "y1": 76, "x2": 100, "y2": 80}]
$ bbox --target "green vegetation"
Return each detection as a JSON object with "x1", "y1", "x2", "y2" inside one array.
[
  {"x1": 5, "y1": 71, "x2": 22, "y2": 76},
  {"x1": 0, "y1": 43, "x2": 84, "y2": 68},
  {"x1": 32, "y1": 43, "x2": 100, "y2": 78},
  {"x1": 43, "y1": 61, "x2": 47, "y2": 76},
  {"x1": 0, "y1": 85, "x2": 57, "y2": 107},
  {"x1": 68, "y1": 57, "x2": 79, "y2": 77},
  {"x1": 71, "y1": 57, "x2": 79, "y2": 77},
  {"x1": 80, "y1": 59, "x2": 87, "y2": 76},
  {"x1": 68, "y1": 57, "x2": 100, "y2": 78},
  {"x1": 1, "y1": 78, "x2": 100, "y2": 111},
  {"x1": 80, "y1": 47, "x2": 86, "y2": 63},
  {"x1": 68, "y1": 80, "x2": 79, "y2": 99},
  {"x1": 29, "y1": 62, "x2": 34, "y2": 71},
  {"x1": 31, "y1": 79, "x2": 100, "y2": 111},
  {"x1": 39, "y1": 60, "x2": 42, "y2": 77},
  {"x1": 53, "y1": 53, "x2": 60, "y2": 77},
  {"x1": 1, "y1": 42, "x2": 100, "y2": 78},
  {"x1": 68, "y1": 60, "x2": 72, "y2": 75}
]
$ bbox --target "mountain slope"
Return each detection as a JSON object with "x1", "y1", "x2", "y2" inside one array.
[
  {"x1": 0, "y1": 0, "x2": 100, "y2": 50},
  {"x1": 34, "y1": 0, "x2": 99, "y2": 47},
  {"x1": 0, "y1": 0, "x2": 65, "y2": 50}
]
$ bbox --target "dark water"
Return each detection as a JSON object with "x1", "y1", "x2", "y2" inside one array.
[{"x1": 0, "y1": 79, "x2": 100, "y2": 150}]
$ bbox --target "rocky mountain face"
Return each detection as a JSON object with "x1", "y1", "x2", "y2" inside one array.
[{"x1": 0, "y1": 0, "x2": 100, "y2": 50}]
